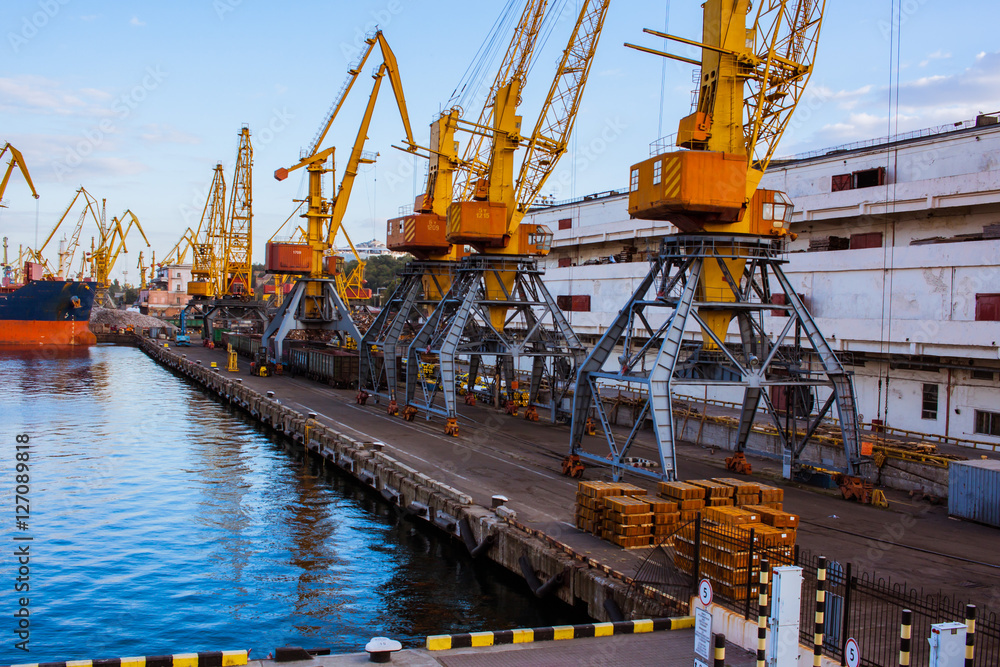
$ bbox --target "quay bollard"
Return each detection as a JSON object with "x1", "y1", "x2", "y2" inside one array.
[
  {"x1": 965, "y1": 604, "x2": 976, "y2": 667},
  {"x1": 814, "y1": 556, "x2": 827, "y2": 666},
  {"x1": 757, "y1": 558, "x2": 769, "y2": 667},
  {"x1": 714, "y1": 633, "x2": 726, "y2": 667},
  {"x1": 899, "y1": 608, "x2": 912, "y2": 666}
]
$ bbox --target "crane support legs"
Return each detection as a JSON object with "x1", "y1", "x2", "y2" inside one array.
[
  {"x1": 569, "y1": 235, "x2": 870, "y2": 482},
  {"x1": 360, "y1": 260, "x2": 458, "y2": 402},
  {"x1": 404, "y1": 255, "x2": 585, "y2": 433},
  {"x1": 262, "y1": 278, "x2": 361, "y2": 366}
]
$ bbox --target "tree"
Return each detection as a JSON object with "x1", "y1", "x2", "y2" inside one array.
[{"x1": 344, "y1": 254, "x2": 411, "y2": 305}]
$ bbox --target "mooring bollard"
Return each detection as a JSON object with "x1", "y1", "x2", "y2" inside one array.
[
  {"x1": 714, "y1": 633, "x2": 726, "y2": 667},
  {"x1": 899, "y1": 608, "x2": 912, "y2": 666},
  {"x1": 814, "y1": 556, "x2": 827, "y2": 666},
  {"x1": 965, "y1": 604, "x2": 976, "y2": 667},
  {"x1": 757, "y1": 558, "x2": 769, "y2": 667}
]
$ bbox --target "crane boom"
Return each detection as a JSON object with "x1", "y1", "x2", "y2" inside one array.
[
  {"x1": 453, "y1": 0, "x2": 549, "y2": 202},
  {"x1": 0, "y1": 143, "x2": 39, "y2": 204},
  {"x1": 515, "y1": 0, "x2": 610, "y2": 213}
]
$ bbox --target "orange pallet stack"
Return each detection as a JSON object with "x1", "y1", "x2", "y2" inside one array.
[
  {"x1": 635, "y1": 495, "x2": 680, "y2": 544},
  {"x1": 690, "y1": 479, "x2": 736, "y2": 507},
  {"x1": 657, "y1": 481, "x2": 706, "y2": 522},
  {"x1": 575, "y1": 481, "x2": 621, "y2": 535},
  {"x1": 714, "y1": 477, "x2": 762, "y2": 507},
  {"x1": 602, "y1": 496, "x2": 654, "y2": 548},
  {"x1": 756, "y1": 483, "x2": 785, "y2": 509},
  {"x1": 575, "y1": 482, "x2": 650, "y2": 539}
]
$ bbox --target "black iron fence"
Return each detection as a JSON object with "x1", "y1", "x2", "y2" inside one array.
[{"x1": 638, "y1": 515, "x2": 999, "y2": 666}]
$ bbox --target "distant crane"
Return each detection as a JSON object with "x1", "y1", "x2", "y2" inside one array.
[
  {"x1": 90, "y1": 206, "x2": 150, "y2": 308},
  {"x1": 262, "y1": 29, "x2": 416, "y2": 366},
  {"x1": 201, "y1": 128, "x2": 269, "y2": 341},
  {"x1": 0, "y1": 143, "x2": 39, "y2": 206},
  {"x1": 26, "y1": 187, "x2": 101, "y2": 279},
  {"x1": 567, "y1": 0, "x2": 867, "y2": 487}
]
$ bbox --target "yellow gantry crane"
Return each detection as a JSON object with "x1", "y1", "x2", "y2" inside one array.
[
  {"x1": 222, "y1": 128, "x2": 253, "y2": 298},
  {"x1": 263, "y1": 29, "x2": 416, "y2": 365},
  {"x1": 187, "y1": 163, "x2": 227, "y2": 299},
  {"x1": 569, "y1": 1, "x2": 866, "y2": 485},
  {"x1": 0, "y1": 143, "x2": 39, "y2": 206},
  {"x1": 399, "y1": 0, "x2": 610, "y2": 436},
  {"x1": 90, "y1": 207, "x2": 150, "y2": 307}
]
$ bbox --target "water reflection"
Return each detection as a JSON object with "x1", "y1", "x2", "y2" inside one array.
[{"x1": 0, "y1": 347, "x2": 585, "y2": 664}]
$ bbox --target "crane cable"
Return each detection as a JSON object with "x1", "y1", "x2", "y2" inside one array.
[{"x1": 876, "y1": 0, "x2": 902, "y2": 427}]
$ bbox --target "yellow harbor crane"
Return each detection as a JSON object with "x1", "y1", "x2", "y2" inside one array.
[
  {"x1": 90, "y1": 206, "x2": 150, "y2": 307},
  {"x1": 0, "y1": 143, "x2": 39, "y2": 206},
  {"x1": 567, "y1": 1, "x2": 867, "y2": 487},
  {"x1": 198, "y1": 128, "x2": 269, "y2": 341},
  {"x1": 262, "y1": 29, "x2": 416, "y2": 366},
  {"x1": 401, "y1": 0, "x2": 610, "y2": 436},
  {"x1": 26, "y1": 187, "x2": 101, "y2": 279},
  {"x1": 187, "y1": 163, "x2": 227, "y2": 299},
  {"x1": 137, "y1": 251, "x2": 148, "y2": 290}
]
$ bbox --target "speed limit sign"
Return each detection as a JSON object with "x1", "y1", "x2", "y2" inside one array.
[
  {"x1": 845, "y1": 638, "x2": 861, "y2": 667},
  {"x1": 698, "y1": 578, "x2": 713, "y2": 606}
]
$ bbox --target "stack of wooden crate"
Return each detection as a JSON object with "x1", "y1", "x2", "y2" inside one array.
[
  {"x1": 574, "y1": 481, "x2": 647, "y2": 536},
  {"x1": 657, "y1": 481, "x2": 706, "y2": 521},
  {"x1": 756, "y1": 483, "x2": 785, "y2": 509},
  {"x1": 690, "y1": 479, "x2": 736, "y2": 507},
  {"x1": 714, "y1": 478, "x2": 762, "y2": 506},
  {"x1": 636, "y1": 495, "x2": 680, "y2": 543},
  {"x1": 602, "y1": 495, "x2": 654, "y2": 548}
]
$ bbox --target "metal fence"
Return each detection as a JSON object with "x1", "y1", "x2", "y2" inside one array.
[{"x1": 638, "y1": 515, "x2": 999, "y2": 666}]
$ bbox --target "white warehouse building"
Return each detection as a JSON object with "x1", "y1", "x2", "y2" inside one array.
[{"x1": 525, "y1": 114, "x2": 1000, "y2": 448}]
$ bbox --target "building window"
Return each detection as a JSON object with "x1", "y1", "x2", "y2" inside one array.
[
  {"x1": 975, "y1": 294, "x2": 1000, "y2": 321},
  {"x1": 556, "y1": 295, "x2": 591, "y2": 312},
  {"x1": 831, "y1": 173, "x2": 853, "y2": 192},
  {"x1": 558, "y1": 218, "x2": 572, "y2": 230},
  {"x1": 975, "y1": 410, "x2": 1000, "y2": 436},
  {"x1": 653, "y1": 160, "x2": 662, "y2": 185},
  {"x1": 854, "y1": 166, "x2": 886, "y2": 189},
  {"x1": 850, "y1": 232, "x2": 883, "y2": 250},
  {"x1": 630, "y1": 168, "x2": 639, "y2": 192},
  {"x1": 971, "y1": 369, "x2": 997, "y2": 381},
  {"x1": 921, "y1": 383, "x2": 938, "y2": 420}
]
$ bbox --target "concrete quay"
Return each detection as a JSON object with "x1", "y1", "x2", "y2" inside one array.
[{"x1": 136, "y1": 337, "x2": 1000, "y2": 619}]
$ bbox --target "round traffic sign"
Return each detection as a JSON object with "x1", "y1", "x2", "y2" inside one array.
[
  {"x1": 845, "y1": 638, "x2": 861, "y2": 667},
  {"x1": 698, "y1": 578, "x2": 713, "y2": 606}
]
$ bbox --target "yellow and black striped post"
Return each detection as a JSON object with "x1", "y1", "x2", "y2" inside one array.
[
  {"x1": 965, "y1": 604, "x2": 976, "y2": 667},
  {"x1": 714, "y1": 633, "x2": 726, "y2": 667},
  {"x1": 899, "y1": 608, "x2": 912, "y2": 666},
  {"x1": 757, "y1": 558, "x2": 769, "y2": 667},
  {"x1": 813, "y1": 556, "x2": 827, "y2": 666}
]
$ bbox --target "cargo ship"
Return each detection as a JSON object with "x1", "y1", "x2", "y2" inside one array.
[{"x1": 0, "y1": 276, "x2": 97, "y2": 346}]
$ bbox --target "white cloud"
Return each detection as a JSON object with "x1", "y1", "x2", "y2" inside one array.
[
  {"x1": 130, "y1": 16, "x2": 146, "y2": 27},
  {"x1": 79, "y1": 14, "x2": 98, "y2": 22},
  {"x1": 139, "y1": 124, "x2": 201, "y2": 146},
  {"x1": 0, "y1": 76, "x2": 112, "y2": 117},
  {"x1": 797, "y1": 51, "x2": 1000, "y2": 150},
  {"x1": 919, "y1": 50, "x2": 951, "y2": 67}
]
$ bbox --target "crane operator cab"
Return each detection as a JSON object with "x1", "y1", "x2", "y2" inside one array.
[{"x1": 520, "y1": 223, "x2": 553, "y2": 256}]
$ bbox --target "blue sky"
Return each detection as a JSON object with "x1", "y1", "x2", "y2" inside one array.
[{"x1": 2, "y1": 0, "x2": 998, "y2": 283}]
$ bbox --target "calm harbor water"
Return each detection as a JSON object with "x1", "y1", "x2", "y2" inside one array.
[{"x1": 0, "y1": 346, "x2": 583, "y2": 664}]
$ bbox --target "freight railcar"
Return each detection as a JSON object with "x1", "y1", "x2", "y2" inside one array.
[
  {"x1": 222, "y1": 333, "x2": 261, "y2": 360},
  {"x1": 288, "y1": 347, "x2": 359, "y2": 388}
]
